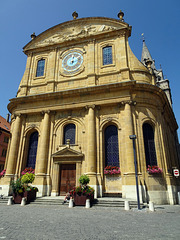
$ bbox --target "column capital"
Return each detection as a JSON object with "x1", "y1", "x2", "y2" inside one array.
[
  {"x1": 85, "y1": 104, "x2": 96, "y2": 110},
  {"x1": 41, "y1": 110, "x2": 50, "y2": 115},
  {"x1": 14, "y1": 113, "x2": 21, "y2": 118},
  {"x1": 118, "y1": 100, "x2": 136, "y2": 107}
]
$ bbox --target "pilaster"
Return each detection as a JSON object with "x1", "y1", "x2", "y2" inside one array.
[
  {"x1": 121, "y1": 101, "x2": 138, "y2": 199},
  {"x1": 51, "y1": 163, "x2": 60, "y2": 196},
  {"x1": 34, "y1": 110, "x2": 50, "y2": 195},
  {"x1": 5, "y1": 114, "x2": 22, "y2": 177},
  {"x1": 86, "y1": 105, "x2": 97, "y2": 197}
]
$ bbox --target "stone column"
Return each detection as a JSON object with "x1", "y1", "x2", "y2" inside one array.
[
  {"x1": 34, "y1": 111, "x2": 50, "y2": 196},
  {"x1": 6, "y1": 114, "x2": 22, "y2": 176},
  {"x1": 87, "y1": 105, "x2": 96, "y2": 173},
  {"x1": 124, "y1": 101, "x2": 135, "y2": 173},
  {"x1": 35, "y1": 111, "x2": 50, "y2": 175},
  {"x1": 51, "y1": 163, "x2": 60, "y2": 196},
  {"x1": 122, "y1": 101, "x2": 141, "y2": 200},
  {"x1": 86, "y1": 105, "x2": 97, "y2": 197}
]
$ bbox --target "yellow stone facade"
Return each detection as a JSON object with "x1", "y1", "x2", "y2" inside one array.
[{"x1": 1, "y1": 16, "x2": 179, "y2": 204}]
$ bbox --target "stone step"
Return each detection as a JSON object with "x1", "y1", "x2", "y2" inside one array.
[
  {"x1": 93, "y1": 198, "x2": 145, "y2": 208},
  {"x1": 0, "y1": 196, "x2": 145, "y2": 208},
  {"x1": 0, "y1": 197, "x2": 9, "y2": 205}
]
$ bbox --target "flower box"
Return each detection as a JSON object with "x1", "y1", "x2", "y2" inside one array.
[
  {"x1": 147, "y1": 165, "x2": 162, "y2": 174},
  {"x1": 0, "y1": 169, "x2": 6, "y2": 178},
  {"x1": 104, "y1": 166, "x2": 120, "y2": 175}
]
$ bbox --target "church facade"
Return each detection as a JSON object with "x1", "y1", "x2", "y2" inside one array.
[{"x1": 1, "y1": 12, "x2": 179, "y2": 204}]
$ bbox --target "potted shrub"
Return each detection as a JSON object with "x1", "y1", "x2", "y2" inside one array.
[
  {"x1": 21, "y1": 171, "x2": 37, "y2": 203},
  {"x1": 10, "y1": 170, "x2": 38, "y2": 204},
  {"x1": 23, "y1": 186, "x2": 38, "y2": 203},
  {"x1": 10, "y1": 178, "x2": 25, "y2": 203},
  {"x1": 70, "y1": 175, "x2": 94, "y2": 206}
]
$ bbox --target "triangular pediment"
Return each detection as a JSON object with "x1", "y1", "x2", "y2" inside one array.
[
  {"x1": 24, "y1": 17, "x2": 131, "y2": 52},
  {"x1": 52, "y1": 147, "x2": 83, "y2": 158}
]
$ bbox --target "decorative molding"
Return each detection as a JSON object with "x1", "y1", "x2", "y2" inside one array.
[
  {"x1": 41, "y1": 110, "x2": 50, "y2": 115},
  {"x1": 34, "y1": 24, "x2": 120, "y2": 48},
  {"x1": 85, "y1": 104, "x2": 96, "y2": 110},
  {"x1": 118, "y1": 100, "x2": 137, "y2": 107}
]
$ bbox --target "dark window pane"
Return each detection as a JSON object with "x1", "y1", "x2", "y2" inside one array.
[
  {"x1": 63, "y1": 124, "x2": 76, "y2": 144},
  {"x1": 103, "y1": 46, "x2": 112, "y2": 65},
  {"x1": 26, "y1": 131, "x2": 38, "y2": 169},
  {"x1": 143, "y1": 123, "x2": 157, "y2": 167},
  {"x1": 105, "y1": 125, "x2": 119, "y2": 167},
  {"x1": 36, "y1": 59, "x2": 45, "y2": 77}
]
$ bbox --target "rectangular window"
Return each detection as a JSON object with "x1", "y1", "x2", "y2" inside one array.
[
  {"x1": 1, "y1": 149, "x2": 7, "y2": 157},
  {"x1": 103, "y1": 46, "x2": 112, "y2": 65},
  {"x1": 36, "y1": 59, "x2": 45, "y2": 77},
  {"x1": 4, "y1": 136, "x2": 9, "y2": 143}
]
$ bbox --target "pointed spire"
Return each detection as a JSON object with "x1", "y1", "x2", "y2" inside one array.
[{"x1": 141, "y1": 39, "x2": 153, "y2": 64}]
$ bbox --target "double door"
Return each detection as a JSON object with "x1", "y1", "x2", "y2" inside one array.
[{"x1": 59, "y1": 164, "x2": 76, "y2": 195}]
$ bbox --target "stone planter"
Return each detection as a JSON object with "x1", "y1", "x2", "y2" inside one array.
[
  {"x1": 24, "y1": 190, "x2": 36, "y2": 203},
  {"x1": 13, "y1": 193, "x2": 24, "y2": 204},
  {"x1": 74, "y1": 194, "x2": 94, "y2": 206},
  {"x1": 13, "y1": 190, "x2": 37, "y2": 204}
]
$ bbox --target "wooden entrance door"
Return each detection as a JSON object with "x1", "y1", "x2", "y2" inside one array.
[{"x1": 59, "y1": 164, "x2": 76, "y2": 195}]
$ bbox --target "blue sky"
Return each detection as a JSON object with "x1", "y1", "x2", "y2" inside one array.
[{"x1": 0, "y1": 0, "x2": 180, "y2": 137}]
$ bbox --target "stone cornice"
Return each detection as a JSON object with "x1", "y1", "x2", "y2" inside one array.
[{"x1": 8, "y1": 81, "x2": 178, "y2": 130}]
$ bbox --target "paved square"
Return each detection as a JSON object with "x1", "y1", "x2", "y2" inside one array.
[{"x1": 0, "y1": 205, "x2": 179, "y2": 240}]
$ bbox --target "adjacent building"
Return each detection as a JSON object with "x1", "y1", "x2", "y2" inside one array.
[
  {"x1": 0, "y1": 115, "x2": 10, "y2": 172},
  {"x1": 0, "y1": 11, "x2": 179, "y2": 204}
]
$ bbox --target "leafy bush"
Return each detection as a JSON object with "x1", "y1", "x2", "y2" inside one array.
[
  {"x1": 70, "y1": 185, "x2": 94, "y2": 197},
  {"x1": 10, "y1": 178, "x2": 24, "y2": 194},
  {"x1": 79, "y1": 175, "x2": 90, "y2": 186},
  {"x1": 25, "y1": 186, "x2": 38, "y2": 192},
  {"x1": 21, "y1": 173, "x2": 35, "y2": 184}
]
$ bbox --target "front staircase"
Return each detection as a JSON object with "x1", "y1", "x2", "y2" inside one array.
[{"x1": 0, "y1": 196, "x2": 145, "y2": 208}]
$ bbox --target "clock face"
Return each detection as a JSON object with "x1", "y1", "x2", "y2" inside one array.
[{"x1": 62, "y1": 51, "x2": 83, "y2": 73}]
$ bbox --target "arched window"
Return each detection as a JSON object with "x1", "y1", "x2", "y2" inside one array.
[
  {"x1": 26, "y1": 131, "x2": 38, "y2": 169},
  {"x1": 103, "y1": 46, "x2": 112, "y2": 65},
  {"x1": 105, "y1": 125, "x2": 119, "y2": 167},
  {"x1": 36, "y1": 59, "x2": 45, "y2": 77},
  {"x1": 143, "y1": 123, "x2": 157, "y2": 167},
  {"x1": 63, "y1": 124, "x2": 76, "y2": 144}
]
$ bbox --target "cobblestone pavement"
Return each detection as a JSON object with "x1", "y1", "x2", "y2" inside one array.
[{"x1": 0, "y1": 204, "x2": 179, "y2": 240}]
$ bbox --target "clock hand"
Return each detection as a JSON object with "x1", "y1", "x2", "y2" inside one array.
[{"x1": 70, "y1": 55, "x2": 74, "y2": 64}]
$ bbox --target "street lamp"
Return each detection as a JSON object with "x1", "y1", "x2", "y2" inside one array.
[{"x1": 129, "y1": 135, "x2": 141, "y2": 210}]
